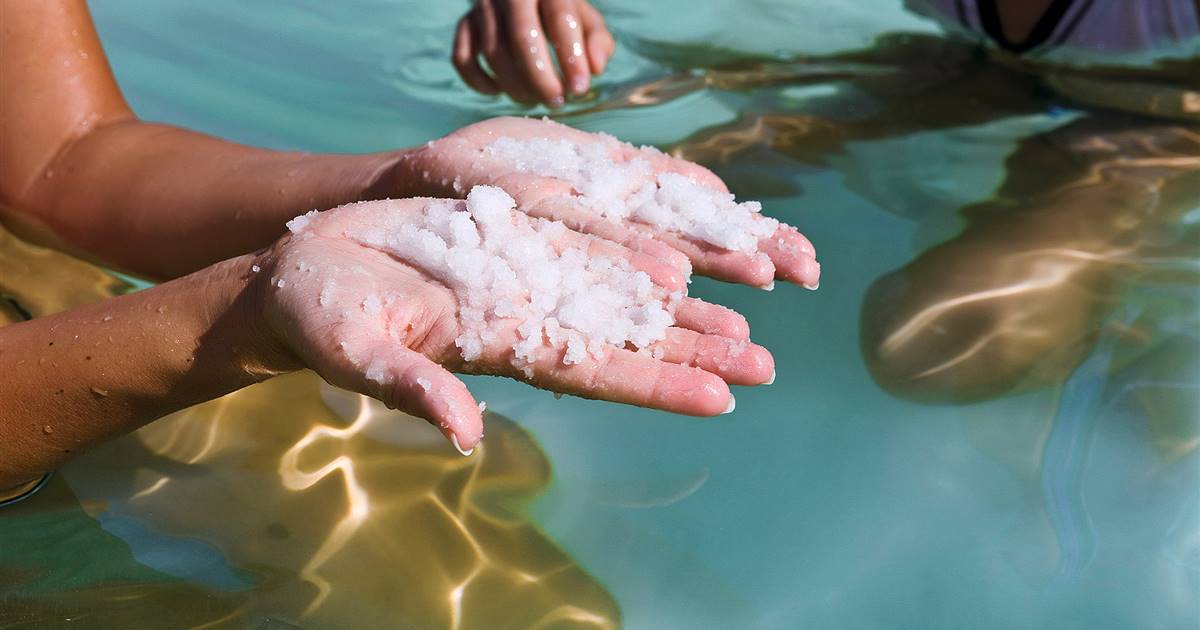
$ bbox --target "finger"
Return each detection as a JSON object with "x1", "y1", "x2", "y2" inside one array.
[
  {"x1": 673, "y1": 297, "x2": 750, "y2": 340},
  {"x1": 627, "y1": 236, "x2": 693, "y2": 275},
  {"x1": 542, "y1": 0, "x2": 590, "y2": 96},
  {"x1": 523, "y1": 187, "x2": 775, "y2": 287},
  {"x1": 652, "y1": 231, "x2": 778, "y2": 287},
  {"x1": 360, "y1": 346, "x2": 485, "y2": 454},
  {"x1": 521, "y1": 344, "x2": 734, "y2": 416},
  {"x1": 476, "y1": 0, "x2": 541, "y2": 104},
  {"x1": 549, "y1": 227, "x2": 688, "y2": 292},
  {"x1": 578, "y1": 0, "x2": 615, "y2": 74},
  {"x1": 517, "y1": 191, "x2": 691, "y2": 272},
  {"x1": 503, "y1": 0, "x2": 566, "y2": 106},
  {"x1": 453, "y1": 15, "x2": 499, "y2": 95},
  {"x1": 623, "y1": 145, "x2": 730, "y2": 193},
  {"x1": 648, "y1": 328, "x2": 774, "y2": 386},
  {"x1": 760, "y1": 225, "x2": 820, "y2": 289}
]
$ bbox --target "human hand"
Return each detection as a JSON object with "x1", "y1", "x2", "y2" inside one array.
[
  {"x1": 453, "y1": 0, "x2": 615, "y2": 107},
  {"x1": 390, "y1": 117, "x2": 821, "y2": 288},
  {"x1": 253, "y1": 192, "x2": 774, "y2": 454}
]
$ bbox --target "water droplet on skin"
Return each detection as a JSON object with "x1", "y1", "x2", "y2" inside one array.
[
  {"x1": 90, "y1": 386, "x2": 110, "y2": 398},
  {"x1": 102, "y1": 315, "x2": 113, "y2": 322},
  {"x1": 43, "y1": 425, "x2": 54, "y2": 435},
  {"x1": 572, "y1": 42, "x2": 584, "y2": 57},
  {"x1": 566, "y1": 16, "x2": 578, "y2": 30},
  {"x1": 535, "y1": 60, "x2": 547, "y2": 71},
  {"x1": 528, "y1": 28, "x2": 539, "y2": 39}
]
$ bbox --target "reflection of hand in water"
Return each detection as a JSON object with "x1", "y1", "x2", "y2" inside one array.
[
  {"x1": 637, "y1": 33, "x2": 1198, "y2": 408},
  {"x1": 643, "y1": 39, "x2": 1193, "y2": 404},
  {"x1": 46, "y1": 372, "x2": 620, "y2": 628},
  {"x1": 861, "y1": 118, "x2": 1200, "y2": 402}
]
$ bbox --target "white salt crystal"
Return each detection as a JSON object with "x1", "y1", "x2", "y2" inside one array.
[
  {"x1": 483, "y1": 132, "x2": 782, "y2": 254},
  {"x1": 364, "y1": 359, "x2": 388, "y2": 385},
  {"x1": 318, "y1": 280, "x2": 337, "y2": 307},
  {"x1": 416, "y1": 377, "x2": 432, "y2": 392},
  {"x1": 286, "y1": 210, "x2": 319, "y2": 234},
  {"x1": 362, "y1": 294, "x2": 383, "y2": 316}
]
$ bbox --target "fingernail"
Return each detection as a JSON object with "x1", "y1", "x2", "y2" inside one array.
[
  {"x1": 761, "y1": 281, "x2": 776, "y2": 291},
  {"x1": 804, "y1": 281, "x2": 819, "y2": 291},
  {"x1": 572, "y1": 77, "x2": 588, "y2": 95},
  {"x1": 765, "y1": 369, "x2": 776, "y2": 385},
  {"x1": 549, "y1": 95, "x2": 565, "y2": 108},
  {"x1": 450, "y1": 434, "x2": 475, "y2": 457},
  {"x1": 721, "y1": 395, "x2": 736, "y2": 415}
]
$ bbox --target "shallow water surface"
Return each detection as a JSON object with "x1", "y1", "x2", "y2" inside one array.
[{"x1": 2, "y1": 1, "x2": 1198, "y2": 628}]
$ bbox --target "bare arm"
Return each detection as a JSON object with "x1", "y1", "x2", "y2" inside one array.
[
  {"x1": 0, "y1": 0, "x2": 405, "y2": 279},
  {"x1": 0, "y1": 253, "x2": 293, "y2": 487}
]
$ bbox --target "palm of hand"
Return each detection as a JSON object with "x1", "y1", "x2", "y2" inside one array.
[
  {"x1": 257, "y1": 197, "x2": 772, "y2": 453},
  {"x1": 390, "y1": 116, "x2": 820, "y2": 288}
]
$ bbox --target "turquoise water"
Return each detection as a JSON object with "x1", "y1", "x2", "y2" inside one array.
[{"x1": 5, "y1": 1, "x2": 1199, "y2": 628}]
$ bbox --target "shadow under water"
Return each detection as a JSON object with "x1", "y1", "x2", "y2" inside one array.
[
  {"x1": 638, "y1": 34, "x2": 1199, "y2": 446},
  {"x1": 643, "y1": 33, "x2": 1199, "y2": 590},
  {"x1": 0, "y1": 226, "x2": 619, "y2": 629}
]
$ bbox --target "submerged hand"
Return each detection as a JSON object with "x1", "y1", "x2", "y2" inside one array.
[
  {"x1": 453, "y1": 0, "x2": 615, "y2": 106},
  {"x1": 390, "y1": 117, "x2": 821, "y2": 288},
  {"x1": 253, "y1": 196, "x2": 773, "y2": 454}
]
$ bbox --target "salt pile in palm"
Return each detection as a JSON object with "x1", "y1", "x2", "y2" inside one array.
[
  {"x1": 484, "y1": 135, "x2": 779, "y2": 253},
  {"x1": 313, "y1": 186, "x2": 679, "y2": 369}
]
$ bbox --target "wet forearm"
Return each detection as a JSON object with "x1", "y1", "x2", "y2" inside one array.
[
  {"x1": 0, "y1": 0, "x2": 414, "y2": 280},
  {"x1": 0, "y1": 253, "x2": 294, "y2": 485},
  {"x1": 20, "y1": 120, "x2": 407, "y2": 279}
]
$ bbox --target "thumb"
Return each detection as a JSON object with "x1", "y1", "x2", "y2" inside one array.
[{"x1": 356, "y1": 346, "x2": 485, "y2": 455}]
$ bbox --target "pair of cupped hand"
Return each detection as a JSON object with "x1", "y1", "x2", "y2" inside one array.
[{"x1": 254, "y1": 118, "x2": 820, "y2": 453}]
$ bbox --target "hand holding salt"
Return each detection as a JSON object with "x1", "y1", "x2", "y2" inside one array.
[
  {"x1": 390, "y1": 117, "x2": 820, "y2": 289},
  {"x1": 258, "y1": 187, "x2": 774, "y2": 455}
]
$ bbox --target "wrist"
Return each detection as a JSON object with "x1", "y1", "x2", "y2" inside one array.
[
  {"x1": 204, "y1": 251, "x2": 304, "y2": 380},
  {"x1": 361, "y1": 147, "x2": 419, "y2": 201}
]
